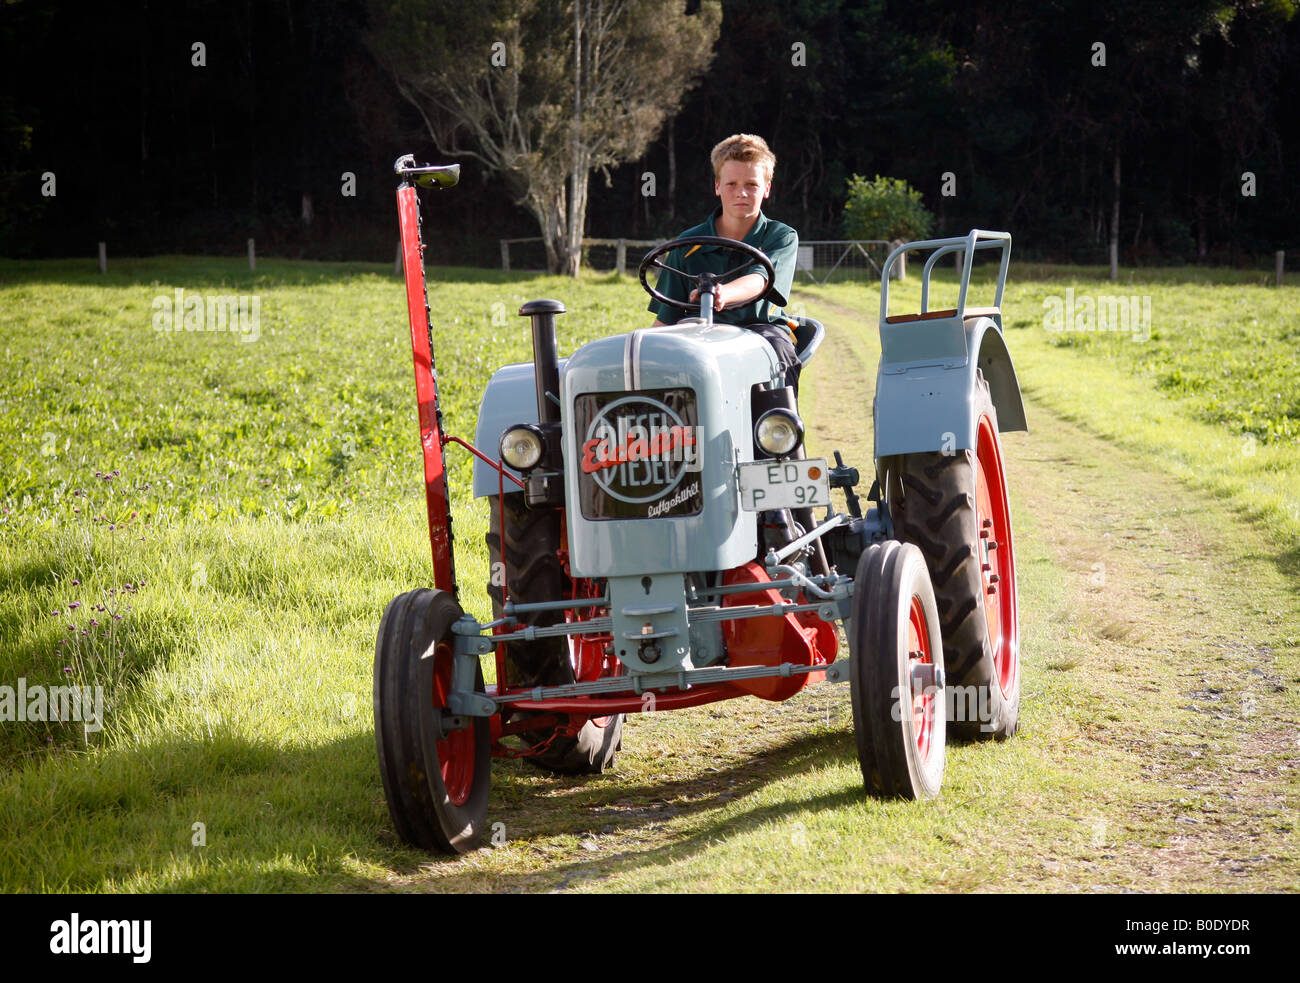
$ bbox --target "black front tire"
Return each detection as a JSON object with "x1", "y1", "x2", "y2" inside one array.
[
  {"x1": 850, "y1": 541, "x2": 946, "y2": 799},
  {"x1": 374, "y1": 588, "x2": 490, "y2": 853}
]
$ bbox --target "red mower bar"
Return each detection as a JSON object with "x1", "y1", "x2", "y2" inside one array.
[{"x1": 395, "y1": 161, "x2": 458, "y2": 594}]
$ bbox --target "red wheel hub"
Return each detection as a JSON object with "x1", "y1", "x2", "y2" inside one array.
[
  {"x1": 430, "y1": 641, "x2": 475, "y2": 806},
  {"x1": 974, "y1": 413, "x2": 1019, "y2": 698},
  {"x1": 907, "y1": 595, "x2": 936, "y2": 762}
]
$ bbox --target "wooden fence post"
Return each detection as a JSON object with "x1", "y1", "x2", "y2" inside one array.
[
  {"x1": 97, "y1": 242, "x2": 106, "y2": 274},
  {"x1": 616, "y1": 238, "x2": 627, "y2": 276},
  {"x1": 890, "y1": 239, "x2": 906, "y2": 280},
  {"x1": 248, "y1": 238, "x2": 256, "y2": 272},
  {"x1": 500, "y1": 240, "x2": 510, "y2": 272},
  {"x1": 1276, "y1": 250, "x2": 1285, "y2": 287}
]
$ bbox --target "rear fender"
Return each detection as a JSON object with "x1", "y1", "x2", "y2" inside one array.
[{"x1": 873, "y1": 314, "x2": 1027, "y2": 460}]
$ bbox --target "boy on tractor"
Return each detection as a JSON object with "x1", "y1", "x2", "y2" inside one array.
[{"x1": 648, "y1": 133, "x2": 803, "y2": 394}]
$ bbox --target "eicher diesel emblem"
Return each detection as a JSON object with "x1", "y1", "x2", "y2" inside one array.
[{"x1": 575, "y1": 388, "x2": 703, "y2": 520}]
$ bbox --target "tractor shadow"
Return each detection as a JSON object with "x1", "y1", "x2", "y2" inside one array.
[
  {"x1": 5, "y1": 704, "x2": 901, "y2": 892},
  {"x1": 422, "y1": 724, "x2": 870, "y2": 892},
  {"x1": 17, "y1": 724, "x2": 858, "y2": 892},
  {"x1": 5, "y1": 730, "x2": 414, "y2": 893}
]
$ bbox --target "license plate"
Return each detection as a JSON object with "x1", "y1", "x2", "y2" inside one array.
[{"x1": 738, "y1": 459, "x2": 830, "y2": 511}]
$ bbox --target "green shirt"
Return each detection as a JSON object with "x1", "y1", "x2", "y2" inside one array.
[{"x1": 647, "y1": 207, "x2": 798, "y2": 326}]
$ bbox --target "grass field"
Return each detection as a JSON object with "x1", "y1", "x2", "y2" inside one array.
[{"x1": 0, "y1": 254, "x2": 1296, "y2": 891}]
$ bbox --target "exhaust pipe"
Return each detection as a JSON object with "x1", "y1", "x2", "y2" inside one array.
[
  {"x1": 518, "y1": 299, "x2": 566, "y2": 507},
  {"x1": 519, "y1": 299, "x2": 565, "y2": 426}
]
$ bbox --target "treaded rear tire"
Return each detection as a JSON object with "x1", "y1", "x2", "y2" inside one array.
[
  {"x1": 886, "y1": 373, "x2": 1020, "y2": 741},
  {"x1": 486, "y1": 493, "x2": 623, "y2": 774}
]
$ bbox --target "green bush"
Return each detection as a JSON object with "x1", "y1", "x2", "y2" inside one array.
[{"x1": 842, "y1": 174, "x2": 934, "y2": 243}]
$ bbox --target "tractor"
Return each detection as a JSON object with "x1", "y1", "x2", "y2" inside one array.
[{"x1": 374, "y1": 155, "x2": 1027, "y2": 853}]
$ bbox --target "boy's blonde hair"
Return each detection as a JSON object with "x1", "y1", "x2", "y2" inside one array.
[{"x1": 710, "y1": 134, "x2": 775, "y2": 183}]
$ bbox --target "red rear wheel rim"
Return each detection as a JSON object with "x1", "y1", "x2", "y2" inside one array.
[
  {"x1": 567, "y1": 576, "x2": 616, "y2": 728},
  {"x1": 430, "y1": 641, "x2": 475, "y2": 806},
  {"x1": 974, "y1": 413, "x2": 1019, "y2": 697},
  {"x1": 907, "y1": 595, "x2": 935, "y2": 761}
]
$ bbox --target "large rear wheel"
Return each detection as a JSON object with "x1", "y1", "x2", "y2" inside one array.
[
  {"x1": 486, "y1": 493, "x2": 623, "y2": 774},
  {"x1": 374, "y1": 588, "x2": 490, "y2": 853},
  {"x1": 886, "y1": 372, "x2": 1020, "y2": 740}
]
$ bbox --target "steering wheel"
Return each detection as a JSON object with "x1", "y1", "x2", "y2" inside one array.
[{"x1": 639, "y1": 235, "x2": 776, "y2": 315}]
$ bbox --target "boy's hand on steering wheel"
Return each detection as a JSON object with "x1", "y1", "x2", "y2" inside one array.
[
  {"x1": 689, "y1": 273, "x2": 767, "y2": 311},
  {"x1": 688, "y1": 284, "x2": 727, "y2": 310}
]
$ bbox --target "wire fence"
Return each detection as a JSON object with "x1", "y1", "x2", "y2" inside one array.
[
  {"x1": 797, "y1": 240, "x2": 896, "y2": 284},
  {"x1": 499, "y1": 236, "x2": 915, "y2": 284},
  {"x1": 500, "y1": 237, "x2": 666, "y2": 275}
]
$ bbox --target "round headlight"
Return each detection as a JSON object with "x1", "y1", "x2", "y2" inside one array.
[
  {"x1": 755, "y1": 408, "x2": 804, "y2": 457},
  {"x1": 500, "y1": 425, "x2": 544, "y2": 471}
]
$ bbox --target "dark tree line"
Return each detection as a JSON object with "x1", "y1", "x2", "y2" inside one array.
[{"x1": 1, "y1": 0, "x2": 1296, "y2": 266}]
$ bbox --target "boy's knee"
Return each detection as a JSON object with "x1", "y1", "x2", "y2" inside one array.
[{"x1": 745, "y1": 323, "x2": 801, "y2": 396}]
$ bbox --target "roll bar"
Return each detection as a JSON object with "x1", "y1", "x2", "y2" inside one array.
[{"x1": 879, "y1": 229, "x2": 1012, "y2": 324}]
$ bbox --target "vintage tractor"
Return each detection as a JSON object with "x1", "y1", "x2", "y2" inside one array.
[{"x1": 374, "y1": 156, "x2": 1027, "y2": 853}]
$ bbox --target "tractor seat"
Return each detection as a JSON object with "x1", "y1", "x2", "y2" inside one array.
[
  {"x1": 884, "y1": 305, "x2": 1001, "y2": 324},
  {"x1": 788, "y1": 315, "x2": 825, "y2": 366}
]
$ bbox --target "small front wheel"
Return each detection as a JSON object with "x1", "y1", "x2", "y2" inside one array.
[
  {"x1": 374, "y1": 588, "x2": 490, "y2": 853},
  {"x1": 850, "y1": 542, "x2": 946, "y2": 799}
]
